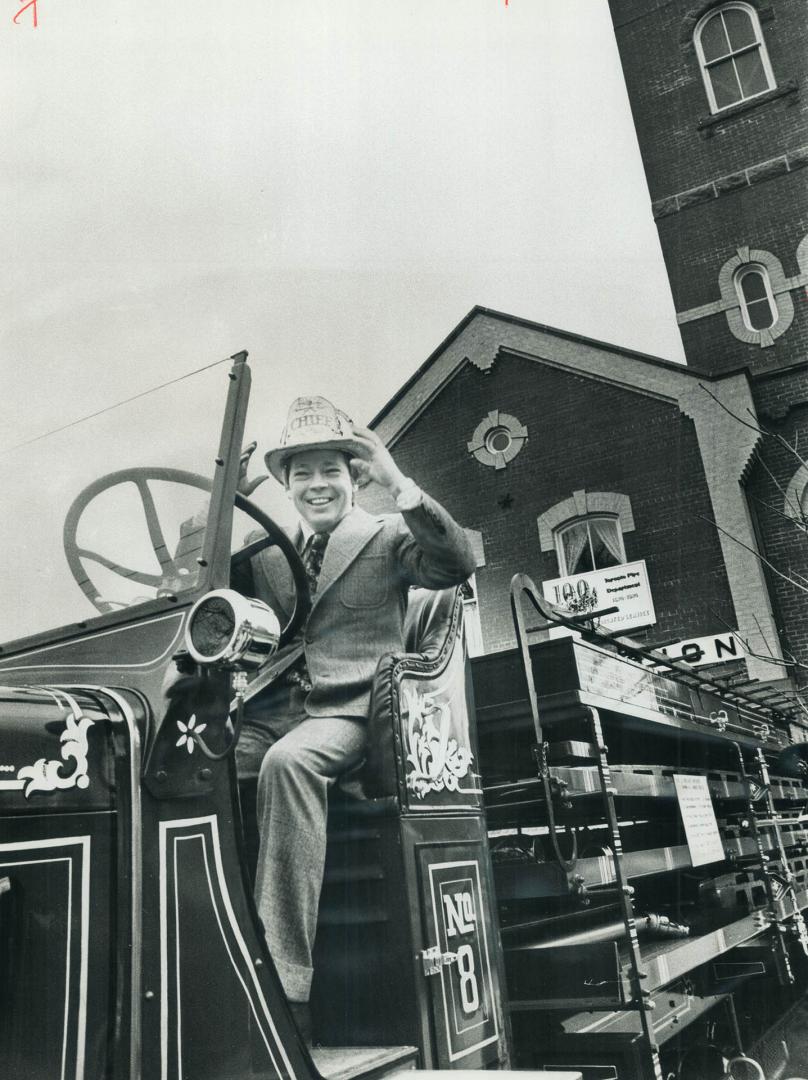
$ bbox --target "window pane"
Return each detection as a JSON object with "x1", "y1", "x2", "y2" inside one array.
[
  {"x1": 486, "y1": 427, "x2": 511, "y2": 453},
  {"x1": 735, "y1": 48, "x2": 770, "y2": 97},
  {"x1": 573, "y1": 544, "x2": 594, "y2": 575},
  {"x1": 590, "y1": 519, "x2": 623, "y2": 570},
  {"x1": 700, "y1": 12, "x2": 730, "y2": 62},
  {"x1": 740, "y1": 270, "x2": 767, "y2": 303},
  {"x1": 723, "y1": 7, "x2": 758, "y2": 50},
  {"x1": 561, "y1": 523, "x2": 591, "y2": 575},
  {"x1": 709, "y1": 58, "x2": 742, "y2": 108},
  {"x1": 747, "y1": 296, "x2": 776, "y2": 330}
]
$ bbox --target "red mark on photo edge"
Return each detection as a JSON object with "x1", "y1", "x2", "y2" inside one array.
[{"x1": 13, "y1": 0, "x2": 38, "y2": 26}]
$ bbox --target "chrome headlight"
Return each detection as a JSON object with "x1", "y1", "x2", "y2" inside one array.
[{"x1": 185, "y1": 589, "x2": 281, "y2": 671}]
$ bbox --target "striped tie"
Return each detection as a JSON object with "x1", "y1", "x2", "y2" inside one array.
[
  {"x1": 304, "y1": 532, "x2": 329, "y2": 595},
  {"x1": 286, "y1": 532, "x2": 330, "y2": 692}
]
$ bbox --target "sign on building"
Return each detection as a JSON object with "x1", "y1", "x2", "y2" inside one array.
[
  {"x1": 542, "y1": 559, "x2": 656, "y2": 633},
  {"x1": 643, "y1": 631, "x2": 744, "y2": 668}
]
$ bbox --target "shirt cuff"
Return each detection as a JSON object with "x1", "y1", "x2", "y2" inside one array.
[{"x1": 395, "y1": 478, "x2": 423, "y2": 511}]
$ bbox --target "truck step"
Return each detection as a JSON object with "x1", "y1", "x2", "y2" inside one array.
[{"x1": 312, "y1": 1044, "x2": 419, "y2": 1080}]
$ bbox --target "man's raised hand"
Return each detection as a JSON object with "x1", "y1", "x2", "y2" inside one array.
[{"x1": 348, "y1": 426, "x2": 409, "y2": 496}]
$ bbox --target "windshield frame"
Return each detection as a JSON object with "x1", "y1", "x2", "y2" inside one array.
[{"x1": 0, "y1": 351, "x2": 251, "y2": 658}]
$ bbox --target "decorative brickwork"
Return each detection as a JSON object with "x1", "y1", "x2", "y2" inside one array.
[
  {"x1": 466, "y1": 411, "x2": 528, "y2": 470},
  {"x1": 653, "y1": 145, "x2": 808, "y2": 218},
  {"x1": 676, "y1": 247, "x2": 797, "y2": 347},
  {"x1": 536, "y1": 491, "x2": 635, "y2": 553}
]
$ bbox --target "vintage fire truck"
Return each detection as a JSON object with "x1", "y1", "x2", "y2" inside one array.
[{"x1": 2, "y1": 352, "x2": 808, "y2": 1080}]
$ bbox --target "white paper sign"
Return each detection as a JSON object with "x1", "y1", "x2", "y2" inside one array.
[
  {"x1": 542, "y1": 559, "x2": 656, "y2": 633},
  {"x1": 673, "y1": 774, "x2": 725, "y2": 867}
]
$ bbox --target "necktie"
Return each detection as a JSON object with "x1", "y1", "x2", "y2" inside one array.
[
  {"x1": 286, "y1": 532, "x2": 329, "y2": 692},
  {"x1": 304, "y1": 532, "x2": 329, "y2": 596}
]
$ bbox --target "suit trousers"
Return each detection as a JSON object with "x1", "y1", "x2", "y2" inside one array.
[{"x1": 236, "y1": 681, "x2": 366, "y2": 1002}]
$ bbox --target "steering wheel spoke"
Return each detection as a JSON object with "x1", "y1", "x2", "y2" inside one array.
[
  {"x1": 76, "y1": 546, "x2": 166, "y2": 587},
  {"x1": 64, "y1": 467, "x2": 309, "y2": 648},
  {"x1": 135, "y1": 477, "x2": 180, "y2": 576}
]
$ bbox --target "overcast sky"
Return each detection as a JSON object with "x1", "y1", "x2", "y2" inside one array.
[{"x1": 2, "y1": 0, "x2": 685, "y2": 459}]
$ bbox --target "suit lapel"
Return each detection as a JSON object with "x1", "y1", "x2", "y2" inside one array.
[{"x1": 313, "y1": 507, "x2": 383, "y2": 608}]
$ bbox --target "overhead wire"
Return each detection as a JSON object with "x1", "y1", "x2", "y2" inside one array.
[{"x1": 1, "y1": 353, "x2": 235, "y2": 455}]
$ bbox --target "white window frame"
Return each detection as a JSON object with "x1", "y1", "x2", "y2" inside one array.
[
  {"x1": 717, "y1": 246, "x2": 794, "y2": 348},
  {"x1": 734, "y1": 263, "x2": 778, "y2": 332},
  {"x1": 554, "y1": 515, "x2": 627, "y2": 577},
  {"x1": 694, "y1": 3, "x2": 776, "y2": 114}
]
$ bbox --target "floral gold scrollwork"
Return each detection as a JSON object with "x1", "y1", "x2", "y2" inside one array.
[
  {"x1": 403, "y1": 683, "x2": 473, "y2": 799},
  {"x1": 17, "y1": 709, "x2": 94, "y2": 798}
]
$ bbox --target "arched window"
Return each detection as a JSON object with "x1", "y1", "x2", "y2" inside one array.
[
  {"x1": 695, "y1": 4, "x2": 775, "y2": 113},
  {"x1": 735, "y1": 265, "x2": 778, "y2": 331},
  {"x1": 717, "y1": 247, "x2": 794, "y2": 348},
  {"x1": 556, "y1": 516, "x2": 626, "y2": 577}
]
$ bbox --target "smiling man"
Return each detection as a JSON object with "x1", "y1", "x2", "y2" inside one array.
[{"x1": 235, "y1": 396, "x2": 475, "y2": 1042}]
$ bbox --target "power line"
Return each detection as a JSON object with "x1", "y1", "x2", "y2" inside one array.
[{"x1": 2, "y1": 353, "x2": 235, "y2": 455}]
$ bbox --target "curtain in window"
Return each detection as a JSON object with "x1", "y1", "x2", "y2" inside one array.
[
  {"x1": 561, "y1": 523, "x2": 588, "y2": 575},
  {"x1": 590, "y1": 518, "x2": 623, "y2": 564}
]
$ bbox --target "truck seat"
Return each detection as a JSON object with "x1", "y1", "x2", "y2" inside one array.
[{"x1": 335, "y1": 585, "x2": 464, "y2": 808}]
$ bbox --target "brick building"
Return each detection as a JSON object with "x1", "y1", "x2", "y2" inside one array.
[
  {"x1": 365, "y1": 0, "x2": 807, "y2": 701},
  {"x1": 365, "y1": 309, "x2": 781, "y2": 687}
]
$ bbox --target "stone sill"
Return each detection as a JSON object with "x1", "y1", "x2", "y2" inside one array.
[{"x1": 698, "y1": 79, "x2": 799, "y2": 130}]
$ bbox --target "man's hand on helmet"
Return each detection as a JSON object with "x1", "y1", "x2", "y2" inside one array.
[{"x1": 348, "y1": 426, "x2": 409, "y2": 496}]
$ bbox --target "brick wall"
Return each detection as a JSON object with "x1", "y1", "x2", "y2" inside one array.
[
  {"x1": 385, "y1": 352, "x2": 736, "y2": 654},
  {"x1": 746, "y1": 371, "x2": 808, "y2": 669},
  {"x1": 755, "y1": 366, "x2": 808, "y2": 418},
  {"x1": 659, "y1": 169, "x2": 808, "y2": 311},
  {"x1": 608, "y1": 0, "x2": 808, "y2": 200}
]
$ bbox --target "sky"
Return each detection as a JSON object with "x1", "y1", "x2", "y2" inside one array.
[{"x1": 2, "y1": 0, "x2": 686, "y2": 465}]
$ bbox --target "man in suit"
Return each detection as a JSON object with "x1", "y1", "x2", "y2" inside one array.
[{"x1": 235, "y1": 396, "x2": 475, "y2": 1040}]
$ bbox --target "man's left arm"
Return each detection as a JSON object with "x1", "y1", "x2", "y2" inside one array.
[{"x1": 393, "y1": 491, "x2": 476, "y2": 588}]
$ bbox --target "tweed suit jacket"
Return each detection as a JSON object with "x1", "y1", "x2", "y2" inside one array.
[{"x1": 241, "y1": 494, "x2": 476, "y2": 720}]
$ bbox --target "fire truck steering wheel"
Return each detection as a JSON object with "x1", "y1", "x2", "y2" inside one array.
[{"x1": 63, "y1": 467, "x2": 309, "y2": 648}]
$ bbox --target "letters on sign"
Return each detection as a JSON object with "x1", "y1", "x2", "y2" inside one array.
[
  {"x1": 443, "y1": 890, "x2": 476, "y2": 937},
  {"x1": 642, "y1": 631, "x2": 743, "y2": 669},
  {"x1": 441, "y1": 888, "x2": 480, "y2": 1015}
]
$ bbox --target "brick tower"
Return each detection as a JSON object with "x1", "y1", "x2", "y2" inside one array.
[{"x1": 609, "y1": 0, "x2": 808, "y2": 685}]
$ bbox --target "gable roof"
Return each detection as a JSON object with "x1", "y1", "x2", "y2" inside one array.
[{"x1": 369, "y1": 305, "x2": 749, "y2": 446}]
